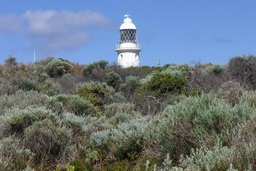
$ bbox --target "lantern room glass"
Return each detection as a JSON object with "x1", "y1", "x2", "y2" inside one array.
[{"x1": 120, "y1": 29, "x2": 136, "y2": 42}]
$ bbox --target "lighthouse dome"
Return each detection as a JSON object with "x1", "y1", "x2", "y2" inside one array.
[{"x1": 120, "y1": 15, "x2": 136, "y2": 30}]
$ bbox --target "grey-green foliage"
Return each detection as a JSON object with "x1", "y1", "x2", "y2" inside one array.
[
  {"x1": 120, "y1": 76, "x2": 139, "y2": 91},
  {"x1": 162, "y1": 64, "x2": 192, "y2": 77},
  {"x1": 0, "y1": 107, "x2": 58, "y2": 138},
  {"x1": 52, "y1": 94, "x2": 94, "y2": 116},
  {"x1": 104, "y1": 103, "x2": 135, "y2": 117},
  {"x1": 107, "y1": 112, "x2": 141, "y2": 126},
  {"x1": 109, "y1": 117, "x2": 152, "y2": 160},
  {"x1": 75, "y1": 81, "x2": 125, "y2": 115},
  {"x1": 91, "y1": 117, "x2": 151, "y2": 149},
  {"x1": 162, "y1": 94, "x2": 252, "y2": 136},
  {"x1": 240, "y1": 91, "x2": 256, "y2": 108},
  {"x1": 39, "y1": 78, "x2": 62, "y2": 96},
  {"x1": 180, "y1": 144, "x2": 235, "y2": 171},
  {"x1": 19, "y1": 79, "x2": 39, "y2": 92},
  {"x1": 218, "y1": 81, "x2": 244, "y2": 105},
  {"x1": 0, "y1": 137, "x2": 33, "y2": 171},
  {"x1": 23, "y1": 119, "x2": 74, "y2": 166},
  {"x1": 0, "y1": 90, "x2": 51, "y2": 116},
  {"x1": 106, "y1": 71, "x2": 121, "y2": 89},
  {"x1": 45, "y1": 58, "x2": 72, "y2": 78},
  {"x1": 62, "y1": 113, "x2": 89, "y2": 133},
  {"x1": 62, "y1": 112, "x2": 112, "y2": 139},
  {"x1": 204, "y1": 64, "x2": 224, "y2": 75}
]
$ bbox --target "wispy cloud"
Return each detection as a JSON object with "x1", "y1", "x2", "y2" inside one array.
[
  {"x1": 0, "y1": 10, "x2": 112, "y2": 53},
  {"x1": 188, "y1": 32, "x2": 203, "y2": 43},
  {"x1": 212, "y1": 37, "x2": 232, "y2": 44},
  {"x1": 0, "y1": 15, "x2": 23, "y2": 33}
]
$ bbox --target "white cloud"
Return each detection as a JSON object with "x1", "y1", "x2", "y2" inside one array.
[
  {"x1": 35, "y1": 32, "x2": 88, "y2": 53},
  {"x1": 23, "y1": 10, "x2": 111, "y2": 35},
  {"x1": 0, "y1": 10, "x2": 112, "y2": 53},
  {"x1": 0, "y1": 15, "x2": 23, "y2": 33}
]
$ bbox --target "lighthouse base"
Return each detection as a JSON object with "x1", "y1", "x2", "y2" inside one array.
[{"x1": 117, "y1": 52, "x2": 140, "y2": 68}]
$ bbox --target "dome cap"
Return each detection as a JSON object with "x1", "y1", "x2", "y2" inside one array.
[{"x1": 120, "y1": 15, "x2": 136, "y2": 30}]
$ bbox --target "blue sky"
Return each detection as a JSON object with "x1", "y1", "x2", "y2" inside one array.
[{"x1": 0, "y1": 0, "x2": 255, "y2": 66}]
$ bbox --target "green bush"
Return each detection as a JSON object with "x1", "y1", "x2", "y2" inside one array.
[
  {"x1": 162, "y1": 64, "x2": 192, "y2": 77},
  {"x1": 52, "y1": 94, "x2": 94, "y2": 116},
  {"x1": 45, "y1": 58, "x2": 73, "y2": 78},
  {"x1": 120, "y1": 76, "x2": 139, "y2": 91},
  {"x1": 120, "y1": 76, "x2": 139, "y2": 99},
  {"x1": 143, "y1": 73, "x2": 188, "y2": 98},
  {"x1": 106, "y1": 71, "x2": 121, "y2": 89},
  {"x1": 211, "y1": 64, "x2": 224, "y2": 75},
  {"x1": 75, "y1": 82, "x2": 114, "y2": 115},
  {"x1": 103, "y1": 160, "x2": 130, "y2": 171},
  {"x1": 19, "y1": 79, "x2": 39, "y2": 92}
]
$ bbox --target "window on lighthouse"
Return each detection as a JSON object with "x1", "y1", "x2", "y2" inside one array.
[{"x1": 120, "y1": 29, "x2": 136, "y2": 42}]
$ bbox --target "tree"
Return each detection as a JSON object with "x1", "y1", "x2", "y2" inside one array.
[{"x1": 45, "y1": 58, "x2": 72, "y2": 78}]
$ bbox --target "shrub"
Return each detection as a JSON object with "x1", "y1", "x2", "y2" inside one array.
[
  {"x1": 107, "y1": 112, "x2": 140, "y2": 126},
  {"x1": 61, "y1": 112, "x2": 102, "y2": 138},
  {"x1": 103, "y1": 160, "x2": 130, "y2": 171},
  {"x1": 4, "y1": 56, "x2": 17, "y2": 66},
  {"x1": 159, "y1": 94, "x2": 253, "y2": 155},
  {"x1": 91, "y1": 117, "x2": 151, "y2": 161},
  {"x1": 228, "y1": 56, "x2": 256, "y2": 89},
  {"x1": 120, "y1": 76, "x2": 139, "y2": 99},
  {"x1": 240, "y1": 91, "x2": 256, "y2": 108},
  {"x1": 0, "y1": 90, "x2": 51, "y2": 116},
  {"x1": 0, "y1": 137, "x2": 33, "y2": 171},
  {"x1": 104, "y1": 103, "x2": 135, "y2": 118},
  {"x1": 52, "y1": 94, "x2": 94, "y2": 116},
  {"x1": 179, "y1": 144, "x2": 235, "y2": 171},
  {"x1": 39, "y1": 78, "x2": 62, "y2": 96},
  {"x1": 106, "y1": 71, "x2": 121, "y2": 90},
  {"x1": 218, "y1": 81, "x2": 244, "y2": 105},
  {"x1": 158, "y1": 122, "x2": 198, "y2": 163},
  {"x1": 45, "y1": 58, "x2": 73, "y2": 78},
  {"x1": 0, "y1": 107, "x2": 58, "y2": 138},
  {"x1": 143, "y1": 73, "x2": 189, "y2": 98},
  {"x1": 162, "y1": 64, "x2": 192, "y2": 77},
  {"x1": 75, "y1": 82, "x2": 115, "y2": 115},
  {"x1": 23, "y1": 119, "x2": 73, "y2": 168},
  {"x1": 210, "y1": 64, "x2": 224, "y2": 75},
  {"x1": 229, "y1": 117, "x2": 256, "y2": 170},
  {"x1": 19, "y1": 79, "x2": 39, "y2": 92},
  {"x1": 83, "y1": 60, "x2": 108, "y2": 81}
]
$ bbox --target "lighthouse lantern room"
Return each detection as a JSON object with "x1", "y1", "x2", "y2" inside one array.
[{"x1": 116, "y1": 15, "x2": 141, "y2": 68}]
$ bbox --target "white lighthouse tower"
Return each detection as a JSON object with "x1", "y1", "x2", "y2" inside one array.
[{"x1": 116, "y1": 15, "x2": 141, "y2": 68}]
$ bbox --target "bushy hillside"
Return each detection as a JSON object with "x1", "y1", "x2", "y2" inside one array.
[{"x1": 1, "y1": 56, "x2": 256, "y2": 170}]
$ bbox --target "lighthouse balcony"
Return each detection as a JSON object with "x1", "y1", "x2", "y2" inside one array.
[{"x1": 115, "y1": 42, "x2": 141, "y2": 51}]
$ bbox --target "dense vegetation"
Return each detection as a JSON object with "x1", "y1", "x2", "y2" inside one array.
[{"x1": 1, "y1": 55, "x2": 256, "y2": 170}]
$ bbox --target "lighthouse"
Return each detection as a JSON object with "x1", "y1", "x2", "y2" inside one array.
[{"x1": 116, "y1": 15, "x2": 141, "y2": 68}]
